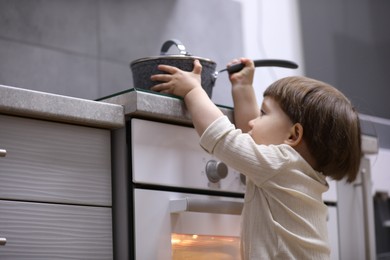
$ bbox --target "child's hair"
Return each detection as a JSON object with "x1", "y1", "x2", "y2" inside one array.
[{"x1": 263, "y1": 76, "x2": 362, "y2": 183}]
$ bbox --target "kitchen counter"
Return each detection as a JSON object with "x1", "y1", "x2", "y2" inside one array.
[
  {"x1": 0, "y1": 84, "x2": 124, "y2": 129},
  {"x1": 99, "y1": 88, "x2": 234, "y2": 126},
  {"x1": 0, "y1": 84, "x2": 122, "y2": 258}
]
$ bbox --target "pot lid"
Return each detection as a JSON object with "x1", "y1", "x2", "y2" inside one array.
[{"x1": 130, "y1": 39, "x2": 216, "y2": 66}]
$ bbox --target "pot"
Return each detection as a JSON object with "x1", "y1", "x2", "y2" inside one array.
[
  {"x1": 130, "y1": 39, "x2": 217, "y2": 97},
  {"x1": 130, "y1": 39, "x2": 299, "y2": 98}
]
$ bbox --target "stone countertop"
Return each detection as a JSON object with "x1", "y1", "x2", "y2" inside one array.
[
  {"x1": 0, "y1": 84, "x2": 124, "y2": 129},
  {"x1": 99, "y1": 88, "x2": 234, "y2": 126}
]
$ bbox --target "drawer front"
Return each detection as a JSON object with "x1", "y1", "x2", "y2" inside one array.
[
  {"x1": 0, "y1": 200, "x2": 112, "y2": 260},
  {"x1": 0, "y1": 114, "x2": 111, "y2": 206}
]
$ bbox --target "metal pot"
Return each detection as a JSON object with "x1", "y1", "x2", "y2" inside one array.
[
  {"x1": 130, "y1": 39, "x2": 299, "y2": 98},
  {"x1": 130, "y1": 39, "x2": 217, "y2": 97}
]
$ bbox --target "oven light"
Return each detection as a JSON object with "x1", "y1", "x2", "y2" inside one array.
[
  {"x1": 171, "y1": 234, "x2": 199, "y2": 245},
  {"x1": 171, "y1": 233, "x2": 241, "y2": 259},
  {"x1": 171, "y1": 237, "x2": 181, "y2": 245}
]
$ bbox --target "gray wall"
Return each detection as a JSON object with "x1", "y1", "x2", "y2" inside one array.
[
  {"x1": 0, "y1": 0, "x2": 243, "y2": 106},
  {"x1": 298, "y1": 0, "x2": 390, "y2": 149}
]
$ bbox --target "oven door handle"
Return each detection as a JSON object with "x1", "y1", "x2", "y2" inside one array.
[{"x1": 170, "y1": 198, "x2": 243, "y2": 215}]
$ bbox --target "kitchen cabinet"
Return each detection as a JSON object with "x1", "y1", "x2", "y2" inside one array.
[{"x1": 0, "y1": 114, "x2": 113, "y2": 259}]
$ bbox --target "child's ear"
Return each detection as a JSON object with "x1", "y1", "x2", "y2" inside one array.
[{"x1": 285, "y1": 123, "x2": 303, "y2": 147}]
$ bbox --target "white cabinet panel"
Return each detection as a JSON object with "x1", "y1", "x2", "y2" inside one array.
[
  {"x1": 327, "y1": 206, "x2": 339, "y2": 260},
  {"x1": 0, "y1": 200, "x2": 112, "y2": 260},
  {"x1": 0, "y1": 114, "x2": 111, "y2": 206}
]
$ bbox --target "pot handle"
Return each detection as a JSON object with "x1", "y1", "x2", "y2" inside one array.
[{"x1": 160, "y1": 39, "x2": 191, "y2": 56}]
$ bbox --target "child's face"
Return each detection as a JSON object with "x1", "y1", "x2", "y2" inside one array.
[{"x1": 248, "y1": 96, "x2": 294, "y2": 145}]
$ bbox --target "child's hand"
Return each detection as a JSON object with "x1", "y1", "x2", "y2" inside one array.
[
  {"x1": 227, "y1": 58, "x2": 255, "y2": 88},
  {"x1": 151, "y1": 59, "x2": 203, "y2": 98}
]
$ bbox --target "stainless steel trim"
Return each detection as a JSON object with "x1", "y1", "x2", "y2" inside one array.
[
  {"x1": 0, "y1": 149, "x2": 6, "y2": 157},
  {"x1": 0, "y1": 237, "x2": 6, "y2": 246},
  {"x1": 170, "y1": 198, "x2": 243, "y2": 215}
]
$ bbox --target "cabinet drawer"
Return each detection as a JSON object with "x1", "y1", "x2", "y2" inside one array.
[
  {"x1": 0, "y1": 200, "x2": 112, "y2": 260},
  {"x1": 0, "y1": 114, "x2": 111, "y2": 206}
]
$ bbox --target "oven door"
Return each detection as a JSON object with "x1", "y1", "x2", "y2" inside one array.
[{"x1": 134, "y1": 188, "x2": 243, "y2": 260}]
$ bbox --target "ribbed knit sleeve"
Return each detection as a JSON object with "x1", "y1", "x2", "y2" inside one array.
[
  {"x1": 199, "y1": 116, "x2": 236, "y2": 153},
  {"x1": 200, "y1": 115, "x2": 317, "y2": 186}
]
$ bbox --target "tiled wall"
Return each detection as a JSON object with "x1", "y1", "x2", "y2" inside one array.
[{"x1": 0, "y1": 0, "x2": 243, "y2": 105}]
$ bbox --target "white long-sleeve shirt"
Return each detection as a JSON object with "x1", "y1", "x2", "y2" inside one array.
[{"x1": 200, "y1": 116, "x2": 330, "y2": 260}]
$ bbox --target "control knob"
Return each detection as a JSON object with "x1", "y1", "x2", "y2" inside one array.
[{"x1": 205, "y1": 160, "x2": 228, "y2": 183}]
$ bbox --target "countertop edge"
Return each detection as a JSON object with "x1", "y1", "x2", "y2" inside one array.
[
  {"x1": 100, "y1": 90, "x2": 234, "y2": 126},
  {"x1": 0, "y1": 85, "x2": 125, "y2": 129}
]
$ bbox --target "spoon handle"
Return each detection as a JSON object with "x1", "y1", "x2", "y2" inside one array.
[{"x1": 227, "y1": 59, "x2": 298, "y2": 74}]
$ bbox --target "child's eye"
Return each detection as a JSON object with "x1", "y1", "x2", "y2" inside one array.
[{"x1": 260, "y1": 109, "x2": 266, "y2": 116}]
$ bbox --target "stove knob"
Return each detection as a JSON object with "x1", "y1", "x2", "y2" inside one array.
[{"x1": 206, "y1": 160, "x2": 228, "y2": 183}]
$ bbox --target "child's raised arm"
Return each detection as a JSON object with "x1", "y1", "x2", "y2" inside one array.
[
  {"x1": 228, "y1": 58, "x2": 259, "y2": 133},
  {"x1": 151, "y1": 59, "x2": 224, "y2": 136}
]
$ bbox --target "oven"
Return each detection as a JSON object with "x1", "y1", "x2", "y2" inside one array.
[{"x1": 129, "y1": 118, "x2": 246, "y2": 259}]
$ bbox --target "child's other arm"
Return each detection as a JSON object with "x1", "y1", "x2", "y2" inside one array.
[{"x1": 229, "y1": 58, "x2": 259, "y2": 133}]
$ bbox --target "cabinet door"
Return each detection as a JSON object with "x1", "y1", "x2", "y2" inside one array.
[
  {"x1": 0, "y1": 200, "x2": 112, "y2": 260},
  {"x1": 0, "y1": 114, "x2": 111, "y2": 206}
]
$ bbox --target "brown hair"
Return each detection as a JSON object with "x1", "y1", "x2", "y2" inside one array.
[{"x1": 264, "y1": 76, "x2": 362, "y2": 183}]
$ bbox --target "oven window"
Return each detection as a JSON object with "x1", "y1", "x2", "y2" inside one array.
[{"x1": 171, "y1": 233, "x2": 240, "y2": 259}]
